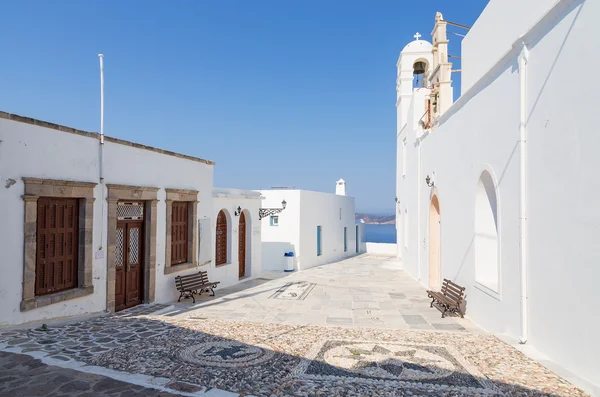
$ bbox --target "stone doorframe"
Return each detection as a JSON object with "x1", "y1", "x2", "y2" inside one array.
[
  {"x1": 164, "y1": 189, "x2": 199, "y2": 274},
  {"x1": 21, "y1": 178, "x2": 96, "y2": 312},
  {"x1": 106, "y1": 184, "x2": 159, "y2": 312}
]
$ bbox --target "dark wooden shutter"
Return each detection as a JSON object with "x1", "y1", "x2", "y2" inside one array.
[
  {"x1": 36, "y1": 198, "x2": 79, "y2": 296},
  {"x1": 215, "y1": 210, "x2": 228, "y2": 265},
  {"x1": 171, "y1": 202, "x2": 189, "y2": 265}
]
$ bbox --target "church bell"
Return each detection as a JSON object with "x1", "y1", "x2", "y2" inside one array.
[{"x1": 413, "y1": 61, "x2": 427, "y2": 75}]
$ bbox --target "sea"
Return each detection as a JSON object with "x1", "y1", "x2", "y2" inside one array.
[{"x1": 363, "y1": 223, "x2": 397, "y2": 244}]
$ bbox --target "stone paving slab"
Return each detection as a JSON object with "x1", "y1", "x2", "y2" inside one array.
[
  {"x1": 166, "y1": 254, "x2": 478, "y2": 333},
  {"x1": 0, "y1": 350, "x2": 182, "y2": 397}
]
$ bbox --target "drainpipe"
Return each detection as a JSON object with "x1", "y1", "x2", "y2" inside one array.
[{"x1": 518, "y1": 43, "x2": 529, "y2": 344}]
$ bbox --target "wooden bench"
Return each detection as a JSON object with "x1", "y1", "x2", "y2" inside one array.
[
  {"x1": 175, "y1": 271, "x2": 220, "y2": 303},
  {"x1": 426, "y1": 279, "x2": 465, "y2": 318}
]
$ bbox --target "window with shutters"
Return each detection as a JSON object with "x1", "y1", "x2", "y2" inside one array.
[
  {"x1": 36, "y1": 198, "x2": 79, "y2": 296},
  {"x1": 171, "y1": 202, "x2": 189, "y2": 265},
  {"x1": 215, "y1": 210, "x2": 228, "y2": 266}
]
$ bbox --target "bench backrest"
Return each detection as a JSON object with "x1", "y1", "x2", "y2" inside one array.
[
  {"x1": 175, "y1": 271, "x2": 210, "y2": 290},
  {"x1": 440, "y1": 278, "x2": 465, "y2": 303}
]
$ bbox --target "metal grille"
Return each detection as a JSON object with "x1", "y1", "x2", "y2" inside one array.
[
  {"x1": 117, "y1": 202, "x2": 144, "y2": 220},
  {"x1": 129, "y1": 227, "x2": 140, "y2": 264},
  {"x1": 115, "y1": 228, "x2": 124, "y2": 267}
]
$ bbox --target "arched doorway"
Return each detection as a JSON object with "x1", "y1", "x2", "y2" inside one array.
[
  {"x1": 215, "y1": 210, "x2": 228, "y2": 266},
  {"x1": 429, "y1": 195, "x2": 441, "y2": 289},
  {"x1": 238, "y1": 211, "x2": 246, "y2": 278}
]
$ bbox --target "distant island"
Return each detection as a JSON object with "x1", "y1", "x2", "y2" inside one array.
[{"x1": 355, "y1": 213, "x2": 395, "y2": 225}]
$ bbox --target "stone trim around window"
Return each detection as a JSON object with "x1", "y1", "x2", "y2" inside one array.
[
  {"x1": 20, "y1": 178, "x2": 97, "y2": 312},
  {"x1": 164, "y1": 189, "x2": 199, "y2": 275},
  {"x1": 106, "y1": 185, "x2": 159, "y2": 312}
]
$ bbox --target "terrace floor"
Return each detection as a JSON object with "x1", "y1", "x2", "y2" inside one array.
[{"x1": 0, "y1": 255, "x2": 589, "y2": 396}]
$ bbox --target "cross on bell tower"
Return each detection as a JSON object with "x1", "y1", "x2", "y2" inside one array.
[{"x1": 414, "y1": 32, "x2": 422, "y2": 40}]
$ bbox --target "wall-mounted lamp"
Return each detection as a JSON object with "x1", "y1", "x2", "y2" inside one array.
[
  {"x1": 395, "y1": 197, "x2": 399, "y2": 203},
  {"x1": 259, "y1": 199, "x2": 287, "y2": 220},
  {"x1": 234, "y1": 206, "x2": 242, "y2": 216},
  {"x1": 425, "y1": 173, "x2": 435, "y2": 188}
]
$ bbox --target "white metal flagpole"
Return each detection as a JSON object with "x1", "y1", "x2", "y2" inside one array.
[
  {"x1": 99, "y1": 54, "x2": 105, "y2": 146},
  {"x1": 98, "y1": 54, "x2": 106, "y2": 256}
]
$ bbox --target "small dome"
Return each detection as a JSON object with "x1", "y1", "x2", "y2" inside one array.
[{"x1": 401, "y1": 39, "x2": 433, "y2": 54}]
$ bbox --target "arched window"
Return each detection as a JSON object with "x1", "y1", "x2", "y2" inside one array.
[
  {"x1": 215, "y1": 210, "x2": 228, "y2": 266},
  {"x1": 475, "y1": 171, "x2": 499, "y2": 292}
]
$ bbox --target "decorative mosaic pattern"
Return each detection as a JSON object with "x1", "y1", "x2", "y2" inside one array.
[
  {"x1": 0, "y1": 306, "x2": 589, "y2": 397},
  {"x1": 116, "y1": 202, "x2": 143, "y2": 220},
  {"x1": 115, "y1": 228, "x2": 124, "y2": 266},
  {"x1": 129, "y1": 227, "x2": 139, "y2": 264},
  {"x1": 269, "y1": 282, "x2": 316, "y2": 300},
  {"x1": 294, "y1": 339, "x2": 496, "y2": 393},
  {"x1": 179, "y1": 341, "x2": 274, "y2": 368}
]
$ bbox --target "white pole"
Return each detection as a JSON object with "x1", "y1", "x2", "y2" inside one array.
[
  {"x1": 99, "y1": 54, "x2": 104, "y2": 145},
  {"x1": 98, "y1": 54, "x2": 105, "y2": 254}
]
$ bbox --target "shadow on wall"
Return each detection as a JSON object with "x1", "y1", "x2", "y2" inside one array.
[{"x1": 262, "y1": 242, "x2": 296, "y2": 272}]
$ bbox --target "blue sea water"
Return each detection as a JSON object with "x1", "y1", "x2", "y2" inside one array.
[{"x1": 363, "y1": 224, "x2": 397, "y2": 244}]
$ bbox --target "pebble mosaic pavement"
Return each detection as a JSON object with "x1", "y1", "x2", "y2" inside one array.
[
  {"x1": 0, "y1": 256, "x2": 591, "y2": 396},
  {"x1": 0, "y1": 304, "x2": 589, "y2": 397}
]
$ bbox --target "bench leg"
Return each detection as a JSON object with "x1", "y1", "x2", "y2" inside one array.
[
  {"x1": 430, "y1": 297, "x2": 436, "y2": 308},
  {"x1": 178, "y1": 291, "x2": 184, "y2": 302},
  {"x1": 191, "y1": 291, "x2": 196, "y2": 304},
  {"x1": 210, "y1": 286, "x2": 216, "y2": 297},
  {"x1": 441, "y1": 304, "x2": 448, "y2": 318}
]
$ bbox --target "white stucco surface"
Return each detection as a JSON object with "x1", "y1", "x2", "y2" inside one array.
[
  {"x1": 0, "y1": 120, "x2": 104, "y2": 325},
  {"x1": 365, "y1": 243, "x2": 397, "y2": 256},
  {"x1": 210, "y1": 189, "x2": 262, "y2": 289},
  {"x1": 0, "y1": 116, "x2": 215, "y2": 325},
  {"x1": 259, "y1": 186, "x2": 360, "y2": 272},
  {"x1": 396, "y1": 0, "x2": 599, "y2": 392}
]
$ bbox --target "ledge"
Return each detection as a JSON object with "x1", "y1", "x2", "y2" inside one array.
[
  {"x1": 20, "y1": 286, "x2": 94, "y2": 312},
  {"x1": 165, "y1": 189, "x2": 199, "y2": 195},
  {"x1": 164, "y1": 262, "x2": 199, "y2": 275},
  {"x1": 22, "y1": 178, "x2": 98, "y2": 188},
  {"x1": 106, "y1": 184, "x2": 160, "y2": 192}
]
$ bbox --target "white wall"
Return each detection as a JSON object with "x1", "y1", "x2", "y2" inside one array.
[
  {"x1": 0, "y1": 115, "x2": 215, "y2": 325},
  {"x1": 259, "y1": 190, "x2": 302, "y2": 272},
  {"x1": 297, "y1": 190, "x2": 356, "y2": 270},
  {"x1": 259, "y1": 188, "x2": 358, "y2": 272},
  {"x1": 524, "y1": 0, "x2": 599, "y2": 389},
  {"x1": 461, "y1": 0, "x2": 564, "y2": 93},
  {"x1": 366, "y1": 243, "x2": 397, "y2": 256},
  {"x1": 103, "y1": 141, "x2": 213, "y2": 305},
  {"x1": 0, "y1": 119, "x2": 104, "y2": 325},
  {"x1": 211, "y1": 189, "x2": 262, "y2": 288},
  {"x1": 397, "y1": 0, "x2": 600, "y2": 391}
]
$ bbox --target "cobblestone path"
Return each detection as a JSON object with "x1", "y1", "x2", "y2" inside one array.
[{"x1": 0, "y1": 351, "x2": 182, "y2": 397}]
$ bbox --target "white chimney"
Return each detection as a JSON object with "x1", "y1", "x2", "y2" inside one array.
[{"x1": 336, "y1": 179, "x2": 346, "y2": 196}]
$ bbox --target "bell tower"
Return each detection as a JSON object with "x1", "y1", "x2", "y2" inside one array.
[
  {"x1": 396, "y1": 33, "x2": 433, "y2": 131},
  {"x1": 428, "y1": 12, "x2": 454, "y2": 120}
]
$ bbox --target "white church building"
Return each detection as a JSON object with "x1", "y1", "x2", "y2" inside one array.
[{"x1": 396, "y1": 0, "x2": 599, "y2": 393}]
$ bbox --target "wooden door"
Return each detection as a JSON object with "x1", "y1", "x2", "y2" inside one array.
[
  {"x1": 238, "y1": 212, "x2": 246, "y2": 278},
  {"x1": 428, "y1": 195, "x2": 441, "y2": 290},
  {"x1": 115, "y1": 219, "x2": 144, "y2": 312}
]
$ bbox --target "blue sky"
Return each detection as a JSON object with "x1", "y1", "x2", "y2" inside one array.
[{"x1": 0, "y1": 0, "x2": 488, "y2": 213}]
